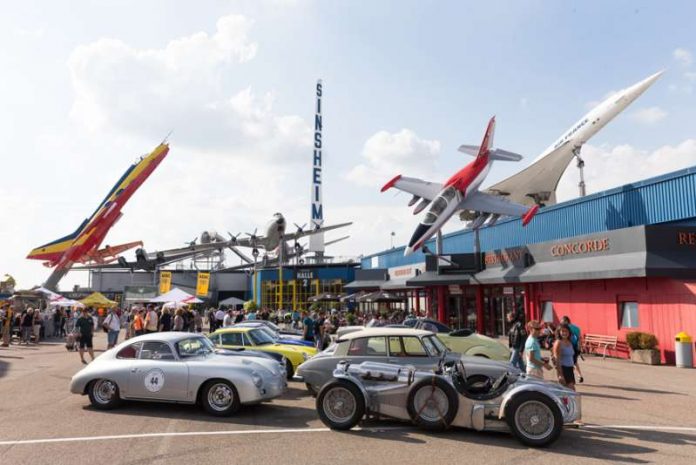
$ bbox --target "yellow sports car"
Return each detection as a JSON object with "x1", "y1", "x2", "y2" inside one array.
[{"x1": 209, "y1": 327, "x2": 318, "y2": 379}]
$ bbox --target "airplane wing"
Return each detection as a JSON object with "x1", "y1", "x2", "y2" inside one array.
[
  {"x1": 462, "y1": 191, "x2": 529, "y2": 218},
  {"x1": 485, "y1": 140, "x2": 573, "y2": 207},
  {"x1": 283, "y1": 222, "x2": 352, "y2": 242},
  {"x1": 381, "y1": 175, "x2": 443, "y2": 201}
]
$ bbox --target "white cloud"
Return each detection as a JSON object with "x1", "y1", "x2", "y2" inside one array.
[
  {"x1": 67, "y1": 14, "x2": 310, "y2": 160},
  {"x1": 673, "y1": 48, "x2": 693, "y2": 67},
  {"x1": 346, "y1": 129, "x2": 441, "y2": 187},
  {"x1": 629, "y1": 106, "x2": 668, "y2": 124},
  {"x1": 556, "y1": 140, "x2": 696, "y2": 202},
  {"x1": 14, "y1": 26, "x2": 45, "y2": 39}
]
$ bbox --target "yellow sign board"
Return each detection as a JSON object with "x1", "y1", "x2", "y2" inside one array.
[
  {"x1": 196, "y1": 272, "x2": 210, "y2": 297},
  {"x1": 159, "y1": 271, "x2": 172, "y2": 294}
]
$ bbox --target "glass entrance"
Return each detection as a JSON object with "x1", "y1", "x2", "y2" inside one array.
[
  {"x1": 446, "y1": 286, "x2": 477, "y2": 330},
  {"x1": 483, "y1": 286, "x2": 525, "y2": 336}
]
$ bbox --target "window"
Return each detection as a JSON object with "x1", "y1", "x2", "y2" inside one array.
[
  {"x1": 619, "y1": 301, "x2": 639, "y2": 328},
  {"x1": 348, "y1": 337, "x2": 387, "y2": 356},
  {"x1": 541, "y1": 301, "x2": 555, "y2": 323},
  {"x1": 388, "y1": 337, "x2": 402, "y2": 355},
  {"x1": 139, "y1": 342, "x2": 175, "y2": 360},
  {"x1": 401, "y1": 337, "x2": 427, "y2": 356},
  {"x1": 176, "y1": 337, "x2": 214, "y2": 358},
  {"x1": 207, "y1": 334, "x2": 220, "y2": 345},
  {"x1": 220, "y1": 332, "x2": 244, "y2": 346},
  {"x1": 117, "y1": 342, "x2": 142, "y2": 359},
  {"x1": 247, "y1": 329, "x2": 275, "y2": 346}
]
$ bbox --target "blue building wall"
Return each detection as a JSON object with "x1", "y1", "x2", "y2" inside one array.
[{"x1": 363, "y1": 165, "x2": 696, "y2": 269}]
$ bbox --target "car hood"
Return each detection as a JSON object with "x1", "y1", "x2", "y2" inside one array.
[
  {"x1": 449, "y1": 353, "x2": 520, "y2": 375},
  {"x1": 186, "y1": 353, "x2": 281, "y2": 375}
]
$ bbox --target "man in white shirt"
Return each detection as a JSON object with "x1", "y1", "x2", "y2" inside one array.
[
  {"x1": 104, "y1": 309, "x2": 122, "y2": 349},
  {"x1": 215, "y1": 308, "x2": 225, "y2": 328},
  {"x1": 223, "y1": 310, "x2": 234, "y2": 328}
]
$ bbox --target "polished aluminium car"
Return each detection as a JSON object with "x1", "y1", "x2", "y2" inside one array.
[
  {"x1": 316, "y1": 359, "x2": 580, "y2": 447},
  {"x1": 209, "y1": 326, "x2": 318, "y2": 379},
  {"x1": 294, "y1": 328, "x2": 515, "y2": 395},
  {"x1": 70, "y1": 332, "x2": 287, "y2": 416}
]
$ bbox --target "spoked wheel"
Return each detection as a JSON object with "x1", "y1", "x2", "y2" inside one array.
[
  {"x1": 316, "y1": 379, "x2": 365, "y2": 430},
  {"x1": 88, "y1": 379, "x2": 122, "y2": 410},
  {"x1": 406, "y1": 377, "x2": 458, "y2": 431},
  {"x1": 505, "y1": 392, "x2": 563, "y2": 447},
  {"x1": 202, "y1": 380, "x2": 241, "y2": 417}
]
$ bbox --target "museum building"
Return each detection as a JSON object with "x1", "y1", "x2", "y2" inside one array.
[{"x1": 358, "y1": 166, "x2": 696, "y2": 363}]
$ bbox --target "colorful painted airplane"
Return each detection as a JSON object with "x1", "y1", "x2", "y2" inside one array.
[
  {"x1": 382, "y1": 117, "x2": 539, "y2": 256},
  {"x1": 27, "y1": 142, "x2": 170, "y2": 289}
]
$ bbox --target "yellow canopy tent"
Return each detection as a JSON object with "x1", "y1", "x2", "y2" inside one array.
[{"x1": 79, "y1": 292, "x2": 118, "y2": 308}]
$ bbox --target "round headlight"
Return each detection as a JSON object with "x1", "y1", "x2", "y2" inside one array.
[{"x1": 251, "y1": 371, "x2": 263, "y2": 388}]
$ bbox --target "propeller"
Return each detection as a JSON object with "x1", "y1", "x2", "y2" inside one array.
[
  {"x1": 294, "y1": 223, "x2": 307, "y2": 234},
  {"x1": 245, "y1": 228, "x2": 259, "y2": 248},
  {"x1": 227, "y1": 232, "x2": 241, "y2": 245},
  {"x1": 185, "y1": 236, "x2": 198, "y2": 247}
]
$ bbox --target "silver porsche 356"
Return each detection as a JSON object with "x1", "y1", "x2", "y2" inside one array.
[{"x1": 315, "y1": 359, "x2": 581, "y2": 447}]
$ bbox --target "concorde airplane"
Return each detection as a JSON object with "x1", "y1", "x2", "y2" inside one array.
[
  {"x1": 382, "y1": 117, "x2": 539, "y2": 256},
  {"x1": 27, "y1": 142, "x2": 170, "y2": 290},
  {"x1": 463, "y1": 71, "x2": 664, "y2": 228}
]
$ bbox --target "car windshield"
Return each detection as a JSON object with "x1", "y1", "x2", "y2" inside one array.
[
  {"x1": 427, "y1": 335, "x2": 448, "y2": 355},
  {"x1": 257, "y1": 326, "x2": 280, "y2": 341},
  {"x1": 247, "y1": 328, "x2": 275, "y2": 346},
  {"x1": 176, "y1": 337, "x2": 215, "y2": 358}
]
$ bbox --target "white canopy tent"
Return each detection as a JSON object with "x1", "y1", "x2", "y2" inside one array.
[
  {"x1": 149, "y1": 288, "x2": 203, "y2": 304},
  {"x1": 34, "y1": 286, "x2": 84, "y2": 308},
  {"x1": 218, "y1": 296, "x2": 245, "y2": 306}
]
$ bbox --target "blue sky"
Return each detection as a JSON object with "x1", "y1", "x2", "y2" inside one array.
[{"x1": 1, "y1": 0, "x2": 695, "y2": 289}]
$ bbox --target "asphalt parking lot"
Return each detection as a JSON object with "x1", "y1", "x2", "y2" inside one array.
[{"x1": 2, "y1": 334, "x2": 696, "y2": 465}]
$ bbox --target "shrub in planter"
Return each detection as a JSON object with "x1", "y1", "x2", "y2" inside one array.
[{"x1": 626, "y1": 331, "x2": 660, "y2": 365}]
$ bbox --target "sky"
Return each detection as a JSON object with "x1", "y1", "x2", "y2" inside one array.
[{"x1": 1, "y1": 0, "x2": 695, "y2": 290}]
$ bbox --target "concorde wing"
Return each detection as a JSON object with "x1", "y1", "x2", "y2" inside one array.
[
  {"x1": 380, "y1": 175, "x2": 443, "y2": 201},
  {"x1": 462, "y1": 191, "x2": 529, "y2": 218},
  {"x1": 485, "y1": 140, "x2": 573, "y2": 207}
]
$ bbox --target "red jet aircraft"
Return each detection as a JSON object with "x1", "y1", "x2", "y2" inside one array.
[
  {"x1": 382, "y1": 117, "x2": 539, "y2": 256},
  {"x1": 27, "y1": 143, "x2": 170, "y2": 289}
]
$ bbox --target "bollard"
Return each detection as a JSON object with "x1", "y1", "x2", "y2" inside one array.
[{"x1": 675, "y1": 332, "x2": 693, "y2": 368}]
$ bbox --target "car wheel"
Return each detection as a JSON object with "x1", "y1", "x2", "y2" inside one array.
[
  {"x1": 316, "y1": 379, "x2": 365, "y2": 430},
  {"x1": 306, "y1": 383, "x2": 318, "y2": 397},
  {"x1": 284, "y1": 358, "x2": 294, "y2": 380},
  {"x1": 505, "y1": 391, "x2": 563, "y2": 447},
  {"x1": 202, "y1": 380, "x2": 241, "y2": 417},
  {"x1": 88, "y1": 379, "x2": 122, "y2": 410},
  {"x1": 406, "y1": 376, "x2": 459, "y2": 431}
]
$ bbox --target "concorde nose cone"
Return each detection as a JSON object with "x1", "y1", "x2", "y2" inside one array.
[{"x1": 625, "y1": 70, "x2": 664, "y2": 100}]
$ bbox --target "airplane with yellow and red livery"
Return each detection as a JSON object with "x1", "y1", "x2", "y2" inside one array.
[{"x1": 27, "y1": 142, "x2": 170, "y2": 290}]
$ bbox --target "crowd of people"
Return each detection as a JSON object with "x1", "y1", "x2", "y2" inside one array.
[{"x1": 507, "y1": 311, "x2": 584, "y2": 391}]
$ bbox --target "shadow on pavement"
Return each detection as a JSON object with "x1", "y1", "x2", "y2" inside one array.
[
  {"x1": 580, "y1": 392, "x2": 638, "y2": 401},
  {"x1": 83, "y1": 401, "x2": 318, "y2": 429},
  {"x1": 583, "y1": 384, "x2": 689, "y2": 396}
]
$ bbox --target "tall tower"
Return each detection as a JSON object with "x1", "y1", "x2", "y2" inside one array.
[{"x1": 308, "y1": 79, "x2": 325, "y2": 255}]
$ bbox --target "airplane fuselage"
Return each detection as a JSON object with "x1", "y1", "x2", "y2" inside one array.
[
  {"x1": 540, "y1": 71, "x2": 664, "y2": 158},
  {"x1": 407, "y1": 153, "x2": 492, "y2": 254}
]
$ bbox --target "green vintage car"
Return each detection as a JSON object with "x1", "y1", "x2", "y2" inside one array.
[{"x1": 411, "y1": 318, "x2": 510, "y2": 361}]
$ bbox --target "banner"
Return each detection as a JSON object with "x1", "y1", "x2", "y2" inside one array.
[
  {"x1": 159, "y1": 271, "x2": 172, "y2": 294},
  {"x1": 196, "y1": 272, "x2": 210, "y2": 297}
]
